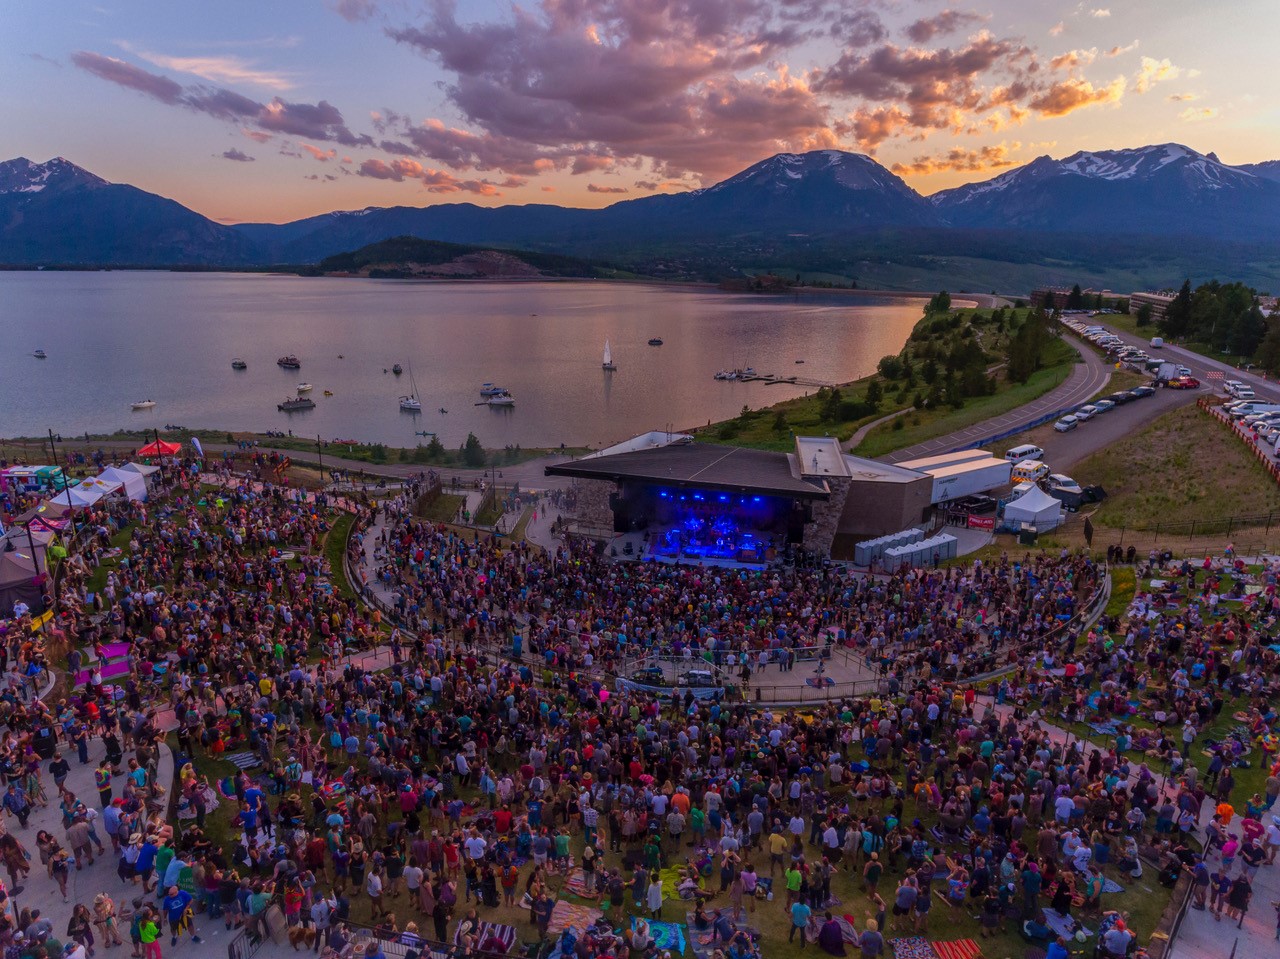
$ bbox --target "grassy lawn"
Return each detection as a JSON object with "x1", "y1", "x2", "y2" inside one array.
[
  {"x1": 325, "y1": 513, "x2": 357, "y2": 599},
  {"x1": 854, "y1": 336, "x2": 1078, "y2": 458},
  {"x1": 418, "y1": 492, "x2": 465, "y2": 524},
  {"x1": 1073, "y1": 404, "x2": 1280, "y2": 529},
  {"x1": 86, "y1": 523, "x2": 138, "y2": 593},
  {"x1": 1105, "y1": 567, "x2": 1137, "y2": 617}
]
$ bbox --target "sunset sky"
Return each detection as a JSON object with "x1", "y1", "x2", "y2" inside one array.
[{"x1": 6, "y1": 0, "x2": 1276, "y2": 223}]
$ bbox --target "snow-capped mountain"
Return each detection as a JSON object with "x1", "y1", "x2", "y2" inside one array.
[
  {"x1": 0, "y1": 156, "x2": 107, "y2": 195},
  {"x1": 1237, "y1": 160, "x2": 1280, "y2": 184},
  {"x1": 932, "y1": 144, "x2": 1280, "y2": 238}
]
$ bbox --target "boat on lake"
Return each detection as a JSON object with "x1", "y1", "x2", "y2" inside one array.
[
  {"x1": 486, "y1": 392, "x2": 515, "y2": 407},
  {"x1": 323, "y1": 390, "x2": 333, "y2": 396},
  {"x1": 277, "y1": 355, "x2": 301, "y2": 369},
  {"x1": 296, "y1": 383, "x2": 313, "y2": 393},
  {"x1": 278, "y1": 396, "x2": 315, "y2": 412},
  {"x1": 400, "y1": 362, "x2": 423, "y2": 412},
  {"x1": 602, "y1": 339, "x2": 617, "y2": 371},
  {"x1": 479, "y1": 383, "x2": 508, "y2": 396},
  {"x1": 648, "y1": 337, "x2": 664, "y2": 346},
  {"x1": 392, "y1": 364, "x2": 403, "y2": 375},
  {"x1": 33, "y1": 349, "x2": 47, "y2": 359},
  {"x1": 131, "y1": 399, "x2": 156, "y2": 410},
  {"x1": 231, "y1": 358, "x2": 247, "y2": 370}
]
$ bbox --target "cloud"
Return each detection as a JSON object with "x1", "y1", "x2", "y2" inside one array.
[
  {"x1": 891, "y1": 143, "x2": 1018, "y2": 176},
  {"x1": 72, "y1": 50, "x2": 372, "y2": 146},
  {"x1": 540, "y1": 186, "x2": 556, "y2": 192},
  {"x1": 1089, "y1": 8, "x2": 1111, "y2": 17},
  {"x1": 587, "y1": 183, "x2": 629, "y2": 194},
  {"x1": 301, "y1": 143, "x2": 338, "y2": 162},
  {"x1": 220, "y1": 148, "x2": 255, "y2": 162},
  {"x1": 1049, "y1": 21, "x2": 1064, "y2": 36},
  {"x1": 1134, "y1": 56, "x2": 1180, "y2": 94},
  {"x1": 1179, "y1": 106, "x2": 1218, "y2": 122},
  {"x1": 242, "y1": 128, "x2": 273, "y2": 143},
  {"x1": 332, "y1": 0, "x2": 377, "y2": 22},
  {"x1": 131, "y1": 50, "x2": 294, "y2": 91},
  {"x1": 840, "y1": 106, "x2": 913, "y2": 150},
  {"x1": 1050, "y1": 48, "x2": 1097, "y2": 70},
  {"x1": 1104, "y1": 40, "x2": 1139, "y2": 57},
  {"x1": 1166, "y1": 92, "x2": 1198, "y2": 102},
  {"x1": 635, "y1": 180, "x2": 659, "y2": 190},
  {"x1": 1028, "y1": 75, "x2": 1125, "y2": 117},
  {"x1": 355, "y1": 157, "x2": 510, "y2": 194},
  {"x1": 905, "y1": 9, "x2": 984, "y2": 44},
  {"x1": 28, "y1": 53, "x2": 61, "y2": 68}
]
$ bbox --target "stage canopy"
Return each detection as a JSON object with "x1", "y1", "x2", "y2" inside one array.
[
  {"x1": 137, "y1": 440, "x2": 181, "y2": 457},
  {"x1": 546, "y1": 443, "x2": 830, "y2": 500}
]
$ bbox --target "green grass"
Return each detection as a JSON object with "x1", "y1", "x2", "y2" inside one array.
[
  {"x1": 1074, "y1": 404, "x2": 1280, "y2": 529},
  {"x1": 86, "y1": 523, "x2": 138, "y2": 593},
  {"x1": 325, "y1": 513, "x2": 357, "y2": 599},
  {"x1": 854, "y1": 336, "x2": 1078, "y2": 458},
  {"x1": 1105, "y1": 567, "x2": 1137, "y2": 618},
  {"x1": 417, "y1": 492, "x2": 465, "y2": 524}
]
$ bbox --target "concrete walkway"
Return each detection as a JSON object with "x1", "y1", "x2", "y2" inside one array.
[
  {"x1": 841, "y1": 407, "x2": 913, "y2": 453},
  {"x1": 881, "y1": 333, "x2": 1111, "y2": 462}
]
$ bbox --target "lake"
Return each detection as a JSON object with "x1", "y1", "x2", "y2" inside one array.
[{"x1": 0, "y1": 272, "x2": 925, "y2": 449}]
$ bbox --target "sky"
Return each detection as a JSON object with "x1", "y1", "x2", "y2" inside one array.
[{"x1": 5, "y1": 0, "x2": 1277, "y2": 224}]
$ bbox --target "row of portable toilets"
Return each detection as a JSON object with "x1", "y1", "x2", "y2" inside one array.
[
  {"x1": 881, "y1": 532, "x2": 959, "y2": 568},
  {"x1": 852, "y1": 527, "x2": 923, "y2": 567}
]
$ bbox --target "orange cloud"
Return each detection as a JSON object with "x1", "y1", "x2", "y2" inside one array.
[
  {"x1": 1134, "y1": 56, "x2": 1181, "y2": 94},
  {"x1": 1029, "y1": 76, "x2": 1125, "y2": 117},
  {"x1": 301, "y1": 143, "x2": 338, "y2": 162},
  {"x1": 1050, "y1": 48, "x2": 1097, "y2": 70},
  {"x1": 587, "y1": 183, "x2": 628, "y2": 194},
  {"x1": 891, "y1": 143, "x2": 1019, "y2": 176}
]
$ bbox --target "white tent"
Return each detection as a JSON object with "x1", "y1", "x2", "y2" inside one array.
[
  {"x1": 66, "y1": 477, "x2": 122, "y2": 507},
  {"x1": 1004, "y1": 486, "x2": 1064, "y2": 530},
  {"x1": 121, "y1": 462, "x2": 160, "y2": 476},
  {"x1": 96, "y1": 466, "x2": 148, "y2": 502}
]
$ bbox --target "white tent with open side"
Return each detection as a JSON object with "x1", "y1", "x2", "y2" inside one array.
[
  {"x1": 65, "y1": 477, "x2": 122, "y2": 508},
  {"x1": 1003, "y1": 485, "x2": 1064, "y2": 531},
  {"x1": 96, "y1": 466, "x2": 148, "y2": 502}
]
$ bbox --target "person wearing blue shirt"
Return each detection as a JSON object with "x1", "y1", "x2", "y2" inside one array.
[
  {"x1": 135, "y1": 838, "x2": 159, "y2": 892},
  {"x1": 162, "y1": 885, "x2": 203, "y2": 947},
  {"x1": 789, "y1": 901, "x2": 811, "y2": 946}
]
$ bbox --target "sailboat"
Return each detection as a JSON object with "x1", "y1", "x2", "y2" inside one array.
[
  {"x1": 602, "y1": 339, "x2": 617, "y2": 371},
  {"x1": 399, "y1": 362, "x2": 423, "y2": 412}
]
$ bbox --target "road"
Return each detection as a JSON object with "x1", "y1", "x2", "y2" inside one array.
[{"x1": 882, "y1": 332, "x2": 1112, "y2": 463}]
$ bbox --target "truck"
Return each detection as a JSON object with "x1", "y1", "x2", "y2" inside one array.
[{"x1": 924, "y1": 457, "x2": 1013, "y2": 505}]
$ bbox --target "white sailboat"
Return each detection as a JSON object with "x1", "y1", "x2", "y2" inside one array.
[
  {"x1": 602, "y1": 339, "x2": 617, "y2": 371},
  {"x1": 399, "y1": 362, "x2": 423, "y2": 412}
]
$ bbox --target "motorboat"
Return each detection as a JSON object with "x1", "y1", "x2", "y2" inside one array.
[
  {"x1": 392, "y1": 364, "x2": 403, "y2": 375},
  {"x1": 323, "y1": 390, "x2": 334, "y2": 396},
  {"x1": 714, "y1": 370, "x2": 736, "y2": 381},
  {"x1": 296, "y1": 383, "x2": 314, "y2": 393},
  {"x1": 742, "y1": 367, "x2": 756, "y2": 377},
  {"x1": 415, "y1": 430, "x2": 435, "y2": 437},
  {"x1": 648, "y1": 338, "x2": 664, "y2": 346},
  {"x1": 795, "y1": 359, "x2": 805, "y2": 364},
  {"x1": 131, "y1": 400, "x2": 156, "y2": 410},
  {"x1": 33, "y1": 350, "x2": 47, "y2": 359},
  {"x1": 479, "y1": 383, "x2": 507, "y2": 396},
  {"x1": 231, "y1": 358, "x2": 247, "y2": 370},
  {"x1": 277, "y1": 355, "x2": 301, "y2": 369},
  {"x1": 278, "y1": 396, "x2": 315, "y2": 412},
  {"x1": 486, "y1": 392, "x2": 515, "y2": 407},
  {"x1": 602, "y1": 339, "x2": 617, "y2": 371}
]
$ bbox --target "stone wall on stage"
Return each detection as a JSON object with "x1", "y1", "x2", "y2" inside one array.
[
  {"x1": 803, "y1": 476, "x2": 850, "y2": 556},
  {"x1": 570, "y1": 477, "x2": 618, "y2": 531}
]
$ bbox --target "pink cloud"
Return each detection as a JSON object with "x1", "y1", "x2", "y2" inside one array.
[
  {"x1": 221, "y1": 148, "x2": 255, "y2": 162},
  {"x1": 905, "y1": 9, "x2": 985, "y2": 44},
  {"x1": 301, "y1": 143, "x2": 338, "y2": 162},
  {"x1": 1029, "y1": 76, "x2": 1125, "y2": 117},
  {"x1": 587, "y1": 183, "x2": 628, "y2": 194},
  {"x1": 355, "y1": 157, "x2": 509, "y2": 195},
  {"x1": 891, "y1": 144, "x2": 1017, "y2": 176}
]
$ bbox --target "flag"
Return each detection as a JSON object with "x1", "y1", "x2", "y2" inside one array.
[{"x1": 191, "y1": 436, "x2": 205, "y2": 459}]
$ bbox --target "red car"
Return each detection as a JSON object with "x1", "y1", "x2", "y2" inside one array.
[{"x1": 1167, "y1": 376, "x2": 1200, "y2": 389}]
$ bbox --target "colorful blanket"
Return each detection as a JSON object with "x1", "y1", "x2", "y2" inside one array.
[
  {"x1": 454, "y1": 919, "x2": 516, "y2": 954},
  {"x1": 564, "y1": 868, "x2": 600, "y2": 900},
  {"x1": 546, "y1": 900, "x2": 603, "y2": 938},
  {"x1": 635, "y1": 917, "x2": 686, "y2": 955},
  {"x1": 890, "y1": 938, "x2": 937, "y2": 959},
  {"x1": 686, "y1": 913, "x2": 759, "y2": 959},
  {"x1": 932, "y1": 940, "x2": 982, "y2": 959}
]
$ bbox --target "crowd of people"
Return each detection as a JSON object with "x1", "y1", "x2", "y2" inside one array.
[{"x1": 0, "y1": 454, "x2": 1275, "y2": 959}]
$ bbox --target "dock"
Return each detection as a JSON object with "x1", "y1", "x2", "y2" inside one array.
[{"x1": 732, "y1": 373, "x2": 835, "y2": 388}]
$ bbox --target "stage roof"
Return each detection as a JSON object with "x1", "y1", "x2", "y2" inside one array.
[{"x1": 546, "y1": 442, "x2": 830, "y2": 499}]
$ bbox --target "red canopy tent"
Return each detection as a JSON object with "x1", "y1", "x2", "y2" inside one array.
[{"x1": 137, "y1": 440, "x2": 181, "y2": 456}]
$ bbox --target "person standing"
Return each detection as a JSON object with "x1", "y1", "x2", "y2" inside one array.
[{"x1": 789, "y1": 899, "x2": 811, "y2": 947}]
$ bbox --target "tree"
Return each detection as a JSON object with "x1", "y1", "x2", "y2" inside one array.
[
  {"x1": 1134, "y1": 303, "x2": 1154, "y2": 328},
  {"x1": 877, "y1": 355, "x2": 904, "y2": 379},
  {"x1": 921, "y1": 358, "x2": 939, "y2": 384},
  {"x1": 772, "y1": 410, "x2": 787, "y2": 432},
  {"x1": 924, "y1": 290, "x2": 951, "y2": 315},
  {"x1": 1254, "y1": 316, "x2": 1280, "y2": 373},
  {"x1": 1066, "y1": 284, "x2": 1084, "y2": 310},
  {"x1": 1006, "y1": 310, "x2": 1052, "y2": 383},
  {"x1": 1160, "y1": 280, "x2": 1193, "y2": 337},
  {"x1": 865, "y1": 380, "x2": 882, "y2": 411},
  {"x1": 820, "y1": 388, "x2": 844, "y2": 422},
  {"x1": 426, "y1": 435, "x2": 445, "y2": 458},
  {"x1": 462, "y1": 433, "x2": 486, "y2": 467},
  {"x1": 1231, "y1": 303, "x2": 1267, "y2": 357}
]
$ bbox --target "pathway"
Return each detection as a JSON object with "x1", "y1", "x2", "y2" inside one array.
[
  {"x1": 881, "y1": 333, "x2": 1111, "y2": 462},
  {"x1": 841, "y1": 407, "x2": 914, "y2": 453}
]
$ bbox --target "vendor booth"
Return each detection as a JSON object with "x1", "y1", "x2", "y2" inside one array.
[
  {"x1": 96, "y1": 466, "x2": 148, "y2": 502},
  {"x1": 0, "y1": 546, "x2": 42, "y2": 617},
  {"x1": 137, "y1": 440, "x2": 181, "y2": 457}
]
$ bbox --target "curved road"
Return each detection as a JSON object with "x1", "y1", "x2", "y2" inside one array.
[{"x1": 881, "y1": 332, "x2": 1112, "y2": 463}]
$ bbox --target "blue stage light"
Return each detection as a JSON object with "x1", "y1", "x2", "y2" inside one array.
[{"x1": 718, "y1": 494, "x2": 728, "y2": 502}]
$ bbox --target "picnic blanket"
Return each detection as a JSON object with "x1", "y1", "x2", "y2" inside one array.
[
  {"x1": 686, "y1": 913, "x2": 759, "y2": 959},
  {"x1": 635, "y1": 917, "x2": 686, "y2": 955},
  {"x1": 932, "y1": 940, "x2": 982, "y2": 959},
  {"x1": 835, "y1": 917, "x2": 860, "y2": 944},
  {"x1": 455, "y1": 919, "x2": 516, "y2": 954},
  {"x1": 806, "y1": 677, "x2": 836, "y2": 688},
  {"x1": 1042, "y1": 908, "x2": 1092, "y2": 939},
  {"x1": 890, "y1": 938, "x2": 937, "y2": 959},
  {"x1": 546, "y1": 900, "x2": 602, "y2": 938},
  {"x1": 564, "y1": 869, "x2": 600, "y2": 900}
]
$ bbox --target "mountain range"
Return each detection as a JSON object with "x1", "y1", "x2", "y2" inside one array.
[{"x1": 3, "y1": 144, "x2": 1280, "y2": 289}]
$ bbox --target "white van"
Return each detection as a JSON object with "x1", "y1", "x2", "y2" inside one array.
[
  {"x1": 1011, "y1": 460, "x2": 1050, "y2": 484},
  {"x1": 1004, "y1": 444, "x2": 1044, "y2": 463},
  {"x1": 1150, "y1": 337, "x2": 1164, "y2": 348}
]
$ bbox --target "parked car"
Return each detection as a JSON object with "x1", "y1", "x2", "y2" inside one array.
[
  {"x1": 1075, "y1": 404, "x2": 1098, "y2": 420},
  {"x1": 1046, "y1": 473, "x2": 1082, "y2": 494},
  {"x1": 1176, "y1": 366, "x2": 1193, "y2": 377},
  {"x1": 1166, "y1": 376, "x2": 1199, "y2": 390},
  {"x1": 1107, "y1": 391, "x2": 1137, "y2": 405},
  {"x1": 1093, "y1": 399, "x2": 1116, "y2": 413},
  {"x1": 1131, "y1": 385, "x2": 1155, "y2": 398},
  {"x1": 1053, "y1": 415, "x2": 1079, "y2": 432}
]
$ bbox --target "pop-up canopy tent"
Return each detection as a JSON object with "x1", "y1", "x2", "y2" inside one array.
[
  {"x1": 137, "y1": 440, "x2": 181, "y2": 457},
  {"x1": 0, "y1": 524, "x2": 55, "y2": 567},
  {"x1": 1004, "y1": 486, "x2": 1065, "y2": 531},
  {"x1": 0, "y1": 545, "x2": 42, "y2": 617},
  {"x1": 96, "y1": 466, "x2": 148, "y2": 502},
  {"x1": 65, "y1": 477, "x2": 122, "y2": 508},
  {"x1": 121, "y1": 462, "x2": 161, "y2": 476},
  {"x1": 12, "y1": 499, "x2": 73, "y2": 527}
]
